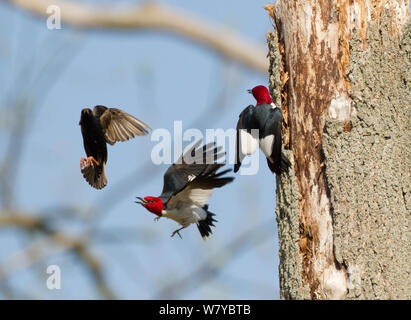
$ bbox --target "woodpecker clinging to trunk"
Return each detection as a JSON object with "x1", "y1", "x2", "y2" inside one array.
[
  {"x1": 79, "y1": 105, "x2": 151, "y2": 189},
  {"x1": 234, "y1": 85, "x2": 291, "y2": 174},
  {"x1": 136, "y1": 141, "x2": 234, "y2": 239}
]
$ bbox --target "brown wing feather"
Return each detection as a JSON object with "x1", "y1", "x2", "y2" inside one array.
[{"x1": 94, "y1": 106, "x2": 151, "y2": 145}]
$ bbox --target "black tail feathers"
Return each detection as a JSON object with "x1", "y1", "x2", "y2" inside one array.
[
  {"x1": 279, "y1": 152, "x2": 291, "y2": 172},
  {"x1": 197, "y1": 205, "x2": 217, "y2": 239},
  {"x1": 266, "y1": 152, "x2": 291, "y2": 175},
  {"x1": 81, "y1": 162, "x2": 107, "y2": 189}
]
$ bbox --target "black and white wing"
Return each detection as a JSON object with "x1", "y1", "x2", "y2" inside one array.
[
  {"x1": 260, "y1": 108, "x2": 283, "y2": 174},
  {"x1": 159, "y1": 142, "x2": 233, "y2": 206},
  {"x1": 165, "y1": 166, "x2": 234, "y2": 211},
  {"x1": 93, "y1": 105, "x2": 151, "y2": 145},
  {"x1": 234, "y1": 105, "x2": 259, "y2": 173},
  {"x1": 256, "y1": 106, "x2": 291, "y2": 174}
]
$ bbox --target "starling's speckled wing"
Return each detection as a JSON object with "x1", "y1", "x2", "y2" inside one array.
[{"x1": 93, "y1": 105, "x2": 151, "y2": 145}]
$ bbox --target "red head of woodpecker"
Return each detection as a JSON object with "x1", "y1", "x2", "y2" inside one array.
[
  {"x1": 136, "y1": 196, "x2": 164, "y2": 217},
  {"x1": 235, "y1": 85, "x2": 291, "y2": 174},
  {"x1": 248, "y1": 85, "x2": 273, "y2": 105},
  {"x1": 136, "y1": 141, "x2": 234, "y2": 239}
]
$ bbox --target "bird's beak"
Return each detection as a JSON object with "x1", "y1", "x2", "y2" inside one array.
[
  {"x1": 247, "y1": 89, "x2": 252, "y2": 94},
  {"x1": 135, "y1": 197, "x2": 148, "y2": 206}
]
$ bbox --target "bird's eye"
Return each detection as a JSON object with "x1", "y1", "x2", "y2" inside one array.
[{"x1": 150, "y1": 200, "x2": 155, "y2": 203}]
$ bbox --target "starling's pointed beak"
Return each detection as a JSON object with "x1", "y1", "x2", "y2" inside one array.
[
  {"x1": 247, "y1": 89, "x2": 252, "y2": 94},
  {"x1": 81, "y1": 108, "x2": 91, "y2": 116},
  {"x1": 135, "y1": 197, "x2": 148, "y2": 205}
]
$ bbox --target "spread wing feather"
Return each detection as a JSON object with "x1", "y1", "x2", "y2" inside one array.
[
  {"x1": 93, "y1": 105, "x2": 151, "y2": 145},
  {"x1": 165, "y1": 168, "x2": 234, "y2": 209},
  {"x1": 159, "y1": 142, "x2": 233, "y2": 205}
]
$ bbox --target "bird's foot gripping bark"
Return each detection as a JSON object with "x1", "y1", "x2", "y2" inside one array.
[
  {"x1": 80, "y1": 156, "x2": 100, "y2": 169},
  {"x1": 171, "y1": 227, "x2": 185, "y2": 239}
]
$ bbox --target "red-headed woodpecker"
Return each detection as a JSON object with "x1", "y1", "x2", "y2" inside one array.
[
  {"x1": 136, "y1": 141, "x2": 234, "y2": 239},
  {"x1": 235, "y1": 85, "x2": 291, "y2": 174}
]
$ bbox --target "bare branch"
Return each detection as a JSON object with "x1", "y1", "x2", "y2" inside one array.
[
  {"x1": 0, "y1": 38, "x2": 82, "y2": 209},
  {"x1": 0, "y1": 213, "x2": 115, "y2": 299},
  {"x1": 3, "y1": 0, "x2": 268, "y2": 73}
]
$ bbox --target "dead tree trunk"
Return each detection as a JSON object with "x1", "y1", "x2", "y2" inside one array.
[{"x1": 267, "y1": 1, "x2": 410, "y2": 299}]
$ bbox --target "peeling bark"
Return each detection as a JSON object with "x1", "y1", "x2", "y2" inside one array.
[{"x1": 268, "y1": 0, "x2": 410, "y2": 299}]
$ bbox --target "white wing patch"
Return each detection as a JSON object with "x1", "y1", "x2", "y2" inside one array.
[
  {"x1": 271, "y1": 103, "x2": 278, "y2": 109},
  {"x1": 187, "y1": 188, "x2": 213, "y2": 206},
  {"x1": 239, "y1": 129, "x2": 258, "y2": 155},
  {"x1": 259, "y1": 134, "x2": 274, "y2": 159},
  {"x1": 187, "y1": 174, "x2": 196, "y2": 182},
  {"x1": 167, "y1": 186, "x2": 213, "y2": 210}
]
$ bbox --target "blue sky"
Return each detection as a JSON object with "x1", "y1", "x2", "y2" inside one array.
[{"x1": 0, "y1": 0, "x2": 282, "y2": 299}]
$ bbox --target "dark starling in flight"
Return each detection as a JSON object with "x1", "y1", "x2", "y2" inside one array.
[{"x1": 79, "y1": 105, "x2": 151, "y2": 189}]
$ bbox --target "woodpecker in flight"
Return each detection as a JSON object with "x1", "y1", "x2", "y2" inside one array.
[
  {"x1": 79, "y1": 105, "x2": 151, "y2": 189},
  {"x1": 136, "y1": 141, "x2": 234, "y2": 239},
  {"x1": 235, "y1": 85, "x2": 291, "y2": 174}
]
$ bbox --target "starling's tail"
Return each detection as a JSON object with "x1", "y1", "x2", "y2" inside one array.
[
  {"x1": 197, "y1": 205, "x2": 217, "y2": 239},
  {"x1": 81, "y1": 162, "x2": 107, "y2": 189}
]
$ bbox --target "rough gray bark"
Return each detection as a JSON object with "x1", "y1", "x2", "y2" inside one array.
[{"x1": 267, "y1": 1, "x2": 410, "y2": 299}]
